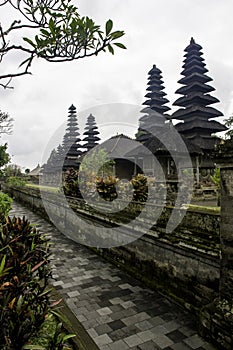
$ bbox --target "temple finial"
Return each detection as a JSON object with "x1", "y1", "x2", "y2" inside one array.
[{"x1": 190, "y1": 37, "x2": 195, "y2": 44}]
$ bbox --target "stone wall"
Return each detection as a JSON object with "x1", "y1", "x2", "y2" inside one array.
[
  {"x1": 4, "y1": 185, "x2": 220, "y2": 313},
  {"x1": 200, "y1": 161, "x2": 233, "y2": 349}
]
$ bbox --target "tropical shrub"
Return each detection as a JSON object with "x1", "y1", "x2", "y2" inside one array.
[
  {"x1": 0, "y1": 216, "x2": 51, "y2": 349},
  {"x1": 3, "y1": 164, "x2": 22, "y2": 178},
  {"x1": 62, "y1": 168, "x2": 81, "y2": 197},
  {"x1": 95, "y1": 175, "x2": 119, "y2": 201},
  {"x1": 0, "y1": 191, "x2": 12, "y2": 223},
  {"x1": 6, "y1": 176, "x2": 26, "y2": 187},
  {"x1": 131, "y1": 174, "x2": 148, "y2": 202},
  {"x1": 211, "y1": 167, "x2": 221, "y2": 206},
  {"x1": 211, "y1": 167, "x2": 220, "y2": 190},
  {"x1": 79, "y1": 148, "x2": 115, "y2": 177}
]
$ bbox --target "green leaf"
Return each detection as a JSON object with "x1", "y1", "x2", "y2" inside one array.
[
  {"x1": 40, "y1": 29, "x2": 50, "y2": 37},
  {"x1": 0, "y1": 255, "x2": 6, "y2": 274},
  {"x1": 113, "y1": 42, "x2": 127, "y2": 49},
  {"x1": 16, "y1": 295, "x2": 24, "y2": 312},
  {"x1": 22, "y1": 345, "x2": 45, "y2": 349},
  {"x1": 62, "y1": 334, "x2": 76, "y2": 341},
  {"x1": 50, "y1": 310, "x2": 69, "y2": 324},
  {"x1": 23, "y1": 37, "x2": 36, "y2": 48},
  {"x1": 49, "y1": 18, "x2": 56, "y2": 35},
  {"x1": 107, "y1": 44, "x2": 114, "y2": 55},
  {"x1": 105, "y1": 19, "x2": 113, "y2": 36},
  {"x1": 110, "y1": 30, "x2": 125, "y2": 39}
]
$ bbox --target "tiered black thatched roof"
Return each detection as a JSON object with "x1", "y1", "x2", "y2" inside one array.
[
  {"x1": 62, "y1": 104, "x2": 82, "y2": 170},
  {"x1": 42, "y1": 148, "x2": 58, "y2": 173},
  {"x1": 172, "y1": 38, "x2": 227, "y2": 150},
  {"x1": 137, "y1": 65, "x2": 170, "y2": 142},
  {"x1": 82, "y1": 114, "x2": 100, "y2": 151}
]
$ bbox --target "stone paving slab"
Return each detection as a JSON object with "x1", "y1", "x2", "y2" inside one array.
[{"x1": 10, "y1": 202, "x2": 217, "y2": 350}]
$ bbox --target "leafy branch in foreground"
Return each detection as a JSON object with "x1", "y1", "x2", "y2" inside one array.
[
  {"x1": 224, "y1": 114, "x2": 233, "y2": 138},
  {"x1": 0, "y1": 0, "x2": 126, "y2": 88},
  {"x1": 0, "y1": 110, "x2": 13, "y2": 135}
]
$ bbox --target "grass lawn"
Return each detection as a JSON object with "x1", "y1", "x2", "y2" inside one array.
[
  {"x1": 26, "y1": 183, "x2": 59, "y2": 193},
  {"x1": 187, "y1": 203, "x2": 220, "y2": 214}
]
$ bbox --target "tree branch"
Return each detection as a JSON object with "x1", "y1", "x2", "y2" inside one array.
[{"x1": 0, "y1": 0, "x2": 126, "y2": 88}]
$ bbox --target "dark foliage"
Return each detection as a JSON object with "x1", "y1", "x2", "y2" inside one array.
[{"x1": 0, "y1": 216, "x2": 51, "y2": 349}]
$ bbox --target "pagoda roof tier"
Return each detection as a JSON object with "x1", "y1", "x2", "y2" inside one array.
[
  {"x1": 145, "y1": 91, "x2": 167, "y2": 99},
  {"x1": 63, "y1": 134, "x2": 81, "y2": 142},
  {"x1": 66, "y1": 125, "x2": 79, "y2": 134},
  {"x1": 82, "y1": 144, "x2": 98, "y2": 151},
  {"x1": 143, "y1": 96, "x2": 170, "y2": 106},
  {"x1": 66, "y1": 144, "x2": 82, "y2": 154},
  {"x1": 184, "y1": 50, "x2": 203, "y2": 59},
  {"x1": 67, "y1": 115, "x2": 77, "y2": 120},
  {"x1": 145, "y1": 90, "x2": 166, "y2": 97},
  {"x1": 144, "y1": 104, "x2": 170, "y2": 113},
  {"x1": 84, "y1": 124, "x2": 98, "y2": 129},
  {"x1": 139, "y1": 111, "x2": 167, "y2": 121},
  {"x1": 184, "y1": 51, "x2": 204, "y2": 60},
  {"x1": 68, "y1": 104, "x2": 76, "y2": 111},
  {"x1": 139, "y1": 118, "x2": 164, "y2": 128},
  {"x1": 181, "y1": 134, "x2": 220, "y2": 150},
  {"x1": 175, "y1": 119, "x2": 227, "y2": 133},
  {"x1": 184, "y1": 37, "x2": 203, "y2": 52},
  {"x1": 147, "y1": 75, "x2": 164, "y2": 85},
  {"x1": 141, "y1": 105, "x2": 170, "y2": 114},
  {"x1": 178, "y1": 72, "x2": 212, "y2": 85},
  {"x1": 148, "y1": 64, "x2": 162, "y2": 75},
  {"x1": 146, "y1": 83, "x2": 165, "y2": 91},
  {"x1": 181, "y1": 64, "x2": 208, "y2": 76},
  {"x1": 129, "y1": 133, "x2": 202, "y2": 155},
  {"x1": 82, "y1": 135, "x2": 101, "y2": 142},
  {"x1": 66, "y1": 124, "x2": 79, "y2": 130},
  {"x1": 182, "y1": 57, "x2": 205, "y2": 70},
  {"x1": 136, "y1": 132, "x2": 151, "y2": 143},
  {"x1": 173, "y1": 92, "x2": 220, "y2": 107},
  {"x1": 83, "y1": 130, "x2": 100, "y2": 136},
  {"x1": 66, "y1": 146, "x2": 82, "y2": 158},
  {"x1": 63, "y1": 160, "x2": 80, "y2": 170},
  {"x1": 172, "y1": 114, "x2": 219, "y2": 123},
  {"x1": 143, "y1": 134, "x2": 202, "y2": 155},
  {"x1": 172, "y1": 105, "x2": 223, "y2": 120},
  {"x1": 175, "y1": 81, "x2": 215, "y2": 95}
]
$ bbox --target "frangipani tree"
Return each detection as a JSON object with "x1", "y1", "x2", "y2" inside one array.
[{"x1": 0, "y1": 0, "x2": 126, "y2": 88}]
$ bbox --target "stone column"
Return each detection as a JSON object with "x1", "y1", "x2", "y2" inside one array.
[{"x1": 199, "y1": 158, "x2": 233, "y2": 349}]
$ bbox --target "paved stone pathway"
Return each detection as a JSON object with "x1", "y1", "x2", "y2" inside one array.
[{"x1": 10, "y1": 201, "x2": 217, "y2": 350}]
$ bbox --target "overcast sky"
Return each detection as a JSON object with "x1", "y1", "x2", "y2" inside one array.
[{"x1": 1, "y1": 0, "x2": 233, "y2": 170}]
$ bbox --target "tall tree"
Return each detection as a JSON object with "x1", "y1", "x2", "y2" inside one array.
[
  {"x1": 0, "y1": 143, "x2": 10, "y2": 171},
  {"x1": 0, "y1": 0, "x2": 126, "y2": 88},
  {"x1": 0, "y1": 110, "x2": 12, "y2": 172}
]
